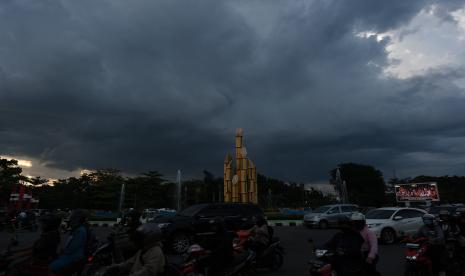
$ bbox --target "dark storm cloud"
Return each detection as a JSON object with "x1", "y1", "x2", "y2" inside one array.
[{"x1": 1, "y1": 0, "x2": 465, "y2": 181}]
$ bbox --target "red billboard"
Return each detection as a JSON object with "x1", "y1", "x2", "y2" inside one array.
[{"x1": 395, "y1": 182, "x2": 440, "y2": 202}]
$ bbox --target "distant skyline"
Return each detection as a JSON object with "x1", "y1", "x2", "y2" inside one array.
[{"x1": 2, "y1": 0, "x2": 465, "y2": 184}]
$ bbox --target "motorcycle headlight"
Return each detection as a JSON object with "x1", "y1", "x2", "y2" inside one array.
[
  {"x1": 157, "y1": 223, "x2": 171, "y2": 228},
  {"x1": 315, "y1": 249, "x2": 328, "y2": 257}
]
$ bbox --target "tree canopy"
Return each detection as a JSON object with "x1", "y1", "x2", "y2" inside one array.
[{"x1": 330, "y1": 163, "x2": 386, "y2": 207}]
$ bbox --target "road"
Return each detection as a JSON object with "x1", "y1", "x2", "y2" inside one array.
[{"x1": 1, "y1": 226, "x2": 405, "y2": 275}]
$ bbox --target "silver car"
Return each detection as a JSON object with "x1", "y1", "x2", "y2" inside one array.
[{"x1": 303, "y1": 204, "x2": 359, "y2": 229}]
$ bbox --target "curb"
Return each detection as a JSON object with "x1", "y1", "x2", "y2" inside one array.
[
  {"x1": 268, "y1": 221, "x2": 302, "y2": 227},
  {"x1": 89, "y1": 221, "x2": 303, "y2": 227},
  {"x1": 90, "y1": 222, "x2": 117, "y2": 227}
]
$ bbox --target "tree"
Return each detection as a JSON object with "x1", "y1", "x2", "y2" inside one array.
[
  {"x1": 0, "y1": 158, "x2": 23, "y2": 204},
  {"x1": 330, "y1": 163, "x2": 385, "y2": 207},
  {"x1": 125, "y1": 171, "x2": 173, "y2": 209}
]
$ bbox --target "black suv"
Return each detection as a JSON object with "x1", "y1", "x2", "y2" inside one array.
[{"x1": 150, "y1": 203, "x2": 264, "y2": 254}]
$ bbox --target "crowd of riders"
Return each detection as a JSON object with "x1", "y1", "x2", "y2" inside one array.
[
  {"x1": 316, "y1": 207, "x2": 465, "y2": 276},
  {"x1": 1, "y1": 208, "x2": 277, "y2": 276},
  {"x1": 3, "y1": 206, "x2": 465, "y2": 275}
]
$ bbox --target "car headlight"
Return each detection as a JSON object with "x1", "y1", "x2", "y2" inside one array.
[
  {"x1": 368, "y1": 223, "x2": 382, "y2": 228},
  {"x1": 157, "y1": 223, "x2": 171, "y2": 228}
]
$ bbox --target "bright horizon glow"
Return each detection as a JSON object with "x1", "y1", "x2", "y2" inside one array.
[{"x1": 1, "y1": 155, "x2": 33, "y2": 167}]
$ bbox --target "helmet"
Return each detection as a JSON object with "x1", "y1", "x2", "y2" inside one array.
[
  {"x1": 422, "y1": 214, "x2": 436, "y2": 226},
  {"x1": 39, "y1": 213, "x2": 61, "y2": 231},
  {"x1": 439, "y1": 210, "x2": 450, "y2": 221},
  {"x1": 132, "y1": 223, "x2": 162, "y2": 249},
  {"x1": 351, "y1": 213, "x2": 366, "y2": 231},
  {"x1": 68, "y1": 209, "x2": 87, "y2": 229},
  {"x1": 338, "y1": 216, "x2": 352, "y2": 229},
  {"x1": 125, "y1": 209, "x2": 141, "y2": 227},
  {"x1": 255, "y1": 216, "x2": 267, "y2": 227}
]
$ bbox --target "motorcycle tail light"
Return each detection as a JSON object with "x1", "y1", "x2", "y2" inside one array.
[
  {"x1": 87, "y1": 256, "x2": 94, "y2": 263},
  {"x1": 319, "y1": 264, "x2": 332, "y2": 274}
]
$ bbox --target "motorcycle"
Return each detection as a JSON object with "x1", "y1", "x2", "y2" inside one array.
[
  {"x1": 0, "y1": 239, "x2": 37, "y2": 276},
  {"x1": 444, "y1": 235, "x2": 464, "y2": 276},
  {"x1": 233, "y1": 229, "x2": 284, "y2": 271},
  {"x1": 307, "y1": 239, "x2": 364, "y2": 276},
  {"x1": 402, "y1": 237, "x2": 433, "y2": 276},
  {"x1": 178, "y1": 244, "x2": 255, "y2": 276},
  {"x1": 81, "y1": 229, "x2": 135, "y2": 276}
]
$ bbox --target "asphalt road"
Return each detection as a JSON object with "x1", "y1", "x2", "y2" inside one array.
[{"x1": 1, "y1": 226, "x2": 405, "y2": 275}]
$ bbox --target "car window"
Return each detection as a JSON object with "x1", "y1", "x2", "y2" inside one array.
[
  {"x1": 327, "y1": 207, "x2": 340, "y2": 214},
  {"x1": 396, "y1": 209, "x2": 424, "y2": 219},
  {"x1": 241, "y1": 205, "x2": 264, "y2": 216},
  {"x1": 197, "y1": 206, "x2": 223, "y2": 217},
  {"x1": 223, "y1": 205, "x2": 242, "y2": 216},
  {"x1": 341, "y1": 206, "x2": 358, "y2": 212}
]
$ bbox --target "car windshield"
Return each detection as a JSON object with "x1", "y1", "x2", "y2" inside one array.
[
  {"x1": 366, "y1": 209, "x2": 396, "y2": 219},
  {"x1": 178, "y1": 205, "x2": 206, "y2": 217},
  {"x1": 313, "y1": 206, "x2": 331, "y2": 213}
]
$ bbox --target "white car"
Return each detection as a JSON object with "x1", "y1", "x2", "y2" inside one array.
[{"x1": 366, "y1": 207, "x2": 426, "y2": 244}]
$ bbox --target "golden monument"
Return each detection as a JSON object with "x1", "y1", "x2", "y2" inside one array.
[{"x1": 224, "y1": 128, "x2": 258, "y2": 203}]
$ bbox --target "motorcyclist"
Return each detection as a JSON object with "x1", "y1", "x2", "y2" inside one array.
[
  {"x1": 32, "y1": 213, "x2": 62, "y2": 264},
  {"x1": 455, "y1": 208, "x2": 465, "y2": 253},
  {"x1": 248, "y1": 216, "x2": 270, "y2": 255},
  {"x1": 105, "y1": 223, "x2": 165, "y2": 276},
  {"x1": 196, "y1": 218, "x2": 234, "y2": 276},
  {"x1": 438, "y1": 210, "x2": 458, "y2": 239},
  {"x1": 7, "y1": 213, "x2": 62, "y2": 276},
  {"x1": 115, "y1": 208, "x2": 142, "y2": 261},
  {"x1": 352, "y1": 213, "x2": 380, "y2": 276},
  {"x1": 50, "y1": 209, "x2": 88, "y2": 275},
  {"x1": 324, "y1": 215, "x2": 365, "y2": 276},
  {"x1": 415, "y1": 213, "x2": 445, "y2": 276}
]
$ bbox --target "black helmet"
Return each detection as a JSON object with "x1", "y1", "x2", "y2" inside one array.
[
  {"x1": 439, "y1": 210, "x2": 450, "y2": 221},
  {"x1": 132, "y1": 223, "x2": 163, "y2": 250},
  {"x1": 125, "y1": 209, "x2": 141, "y2": 227},
  {"x1": 350, "y1": 213, "x2": 366, "y2": 231},
  {"x1": 255, "y1": 216, "x2": 267, "y2": 227},
  {"x1": 422, "y1": 214, "x2": 436, "y2": 227},
  {"x1": 338, "y1": 216, "x2": 352, "y2": 229},
  {"x1": 68, "y1": 209, "x2": 87, "y2": 229},
  {"x1": 39, "y1": 213, "x2": 61, "y2": 231}
]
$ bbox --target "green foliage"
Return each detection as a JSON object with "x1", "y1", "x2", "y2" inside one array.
[
  {"x1": 257, "y1": 174, "x2": 334, "y2": 208},
  {"x1": 330, "y1": 163, "x2": 386, "y2": 207},
  {"x1": 0, "y1": 157, "x2": 23, "y2": 204},
  {"x1": 182, "y1": 171, "x2": 223, "y2": 207}
]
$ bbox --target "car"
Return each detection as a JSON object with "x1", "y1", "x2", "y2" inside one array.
[
  {"x1": 428, "y1": 204, "x2": 464, "y2": 217},
  {"x1": 366, "y1": 207, "x2": 427, "y2": 244},
  {"x1": 303, "y1": 204, "x2": 359, "y2": 229},
  {"x1": 150, "y1": 203, "x2": 264, "y2": 254},
  {"x1": 140, "y1": 208, "x2": 176, "y2": 223}
]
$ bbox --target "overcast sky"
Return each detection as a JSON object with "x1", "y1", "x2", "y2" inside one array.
[{"x1": 1, "y1": 0, "x2": 465, "y2": 183}]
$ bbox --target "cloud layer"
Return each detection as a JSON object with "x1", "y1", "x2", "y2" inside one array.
[{"x1": 1, "y1": 0, "x2": 465, "y2": 182}]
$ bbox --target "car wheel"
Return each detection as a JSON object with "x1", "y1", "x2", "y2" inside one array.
[
  {"x1": 319, "y1": 220, "x2": 328, "y2": 229},
  {"x1": 170, "y1": 232, "x2": 191, "y2": 254},
  {"x1": 381, "y1": 228, "x2": 396, "y2": 244}
]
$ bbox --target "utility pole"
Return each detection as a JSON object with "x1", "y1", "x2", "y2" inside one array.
[{"x1": 176, "y1": 170, "x2": 182, "y2": 211}]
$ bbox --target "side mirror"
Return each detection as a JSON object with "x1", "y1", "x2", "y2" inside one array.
[{"x1": 393, "y1": 216, "x2": 403, "y2": 221}]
